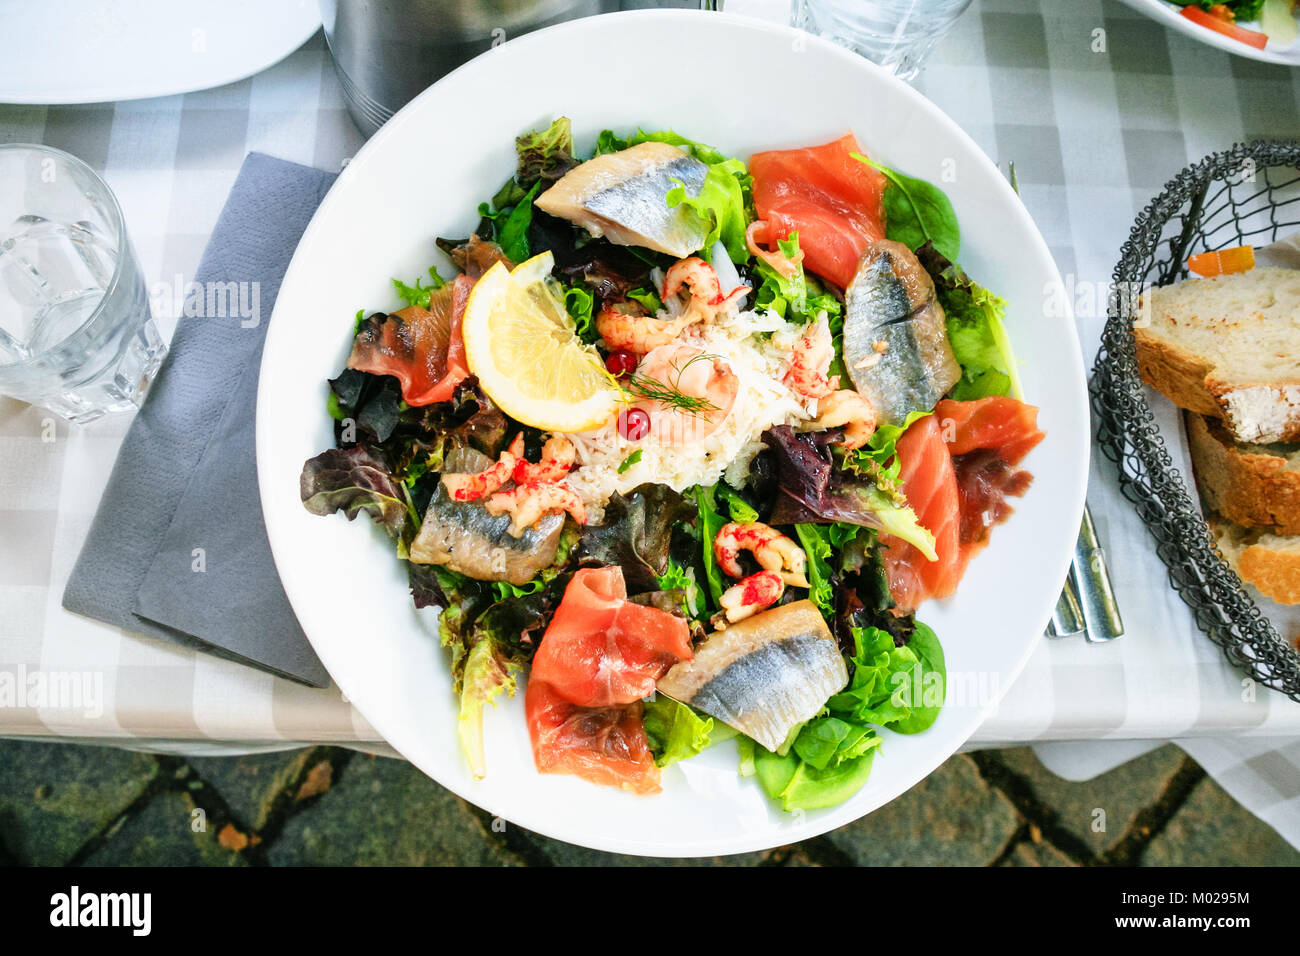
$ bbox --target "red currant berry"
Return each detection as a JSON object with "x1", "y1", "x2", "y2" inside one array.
[
  {"x1": 605, "y1": 350, "x2": 638, "y2": 379},
  {"x1": 618, "y1": 407, "x2": 650, "y2": 441}
]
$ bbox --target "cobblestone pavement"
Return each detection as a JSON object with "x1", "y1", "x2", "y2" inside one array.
[{"x1": 0, "y1": 739, "x2": 1296, "y2": 866}]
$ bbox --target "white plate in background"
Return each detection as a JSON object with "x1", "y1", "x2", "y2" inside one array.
[
  {"x1": 257, "y1": 10, "x2": 1089, "y2": 857},
  {"x1": 1116, "y1": 0, "x2": 1300, "y2": 65},
  {"x1": 0, "y1": 0, "x2": 321, "y2": 104}
]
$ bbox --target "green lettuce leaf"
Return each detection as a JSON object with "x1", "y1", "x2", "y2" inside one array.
[
  {"x1": 828, "y1": 623, "x2": 946, "y2": 733},
  {"x1": 515, "y1": 116, "x2": 578, "y2": 187},
  {"x1": 750, "y1": 726, "x2": 881, "y2": 812},
  {"x1": 665, "y1": 156, "x2": 750, "y2": 263},
  {"x1": 845, "y1": 409, "x2": 931, "y2": 494},
  {"x1": 688, "y1": 484, "x2": 728, "y2": 609},
  {"x1": 562, "y1": 283, "x2": 597, "y2": 343},
  {"x1": 794, "y1": 523, "x2": 859, "y2": 620},
  {"x1": 596, "y1": 128, "x2": 751, "y2": 263},
  {"x1": 594, "y1": 127, "x2": 732, "y2": 166},
  {"x1": 643, "y1": 695, "x2": 736, "y2": 768},
  {"x1": 625, "y1": 286, "x2": 663, "y2": 313},
  {"x1": 751, "y1": 232, "x2": 842, "y2": 325},
  {"x1": 717, "y1": 483, "x2": 759, "y2": 523},
  {"x1": 793, "y1": 716, "x2": 881, "y2": 770},
  {"x1": 916, "y1": 242, "x2": 1022, "y2": 401},
  {"x1": 457, "y1": 637, "x2": 520, "y2": 780}
]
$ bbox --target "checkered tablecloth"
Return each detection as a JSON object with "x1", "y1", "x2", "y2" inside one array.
[{"x1": 2, "y1": 0, "x2": 1298, "y2": 840}]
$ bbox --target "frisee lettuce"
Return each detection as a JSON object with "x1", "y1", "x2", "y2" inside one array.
[
  {"x1": 794, "y1": 523, "x2": 859, "y2": 619},
  {"x1": 392, "y1": 265, "x2": 448, "y2": 309}
]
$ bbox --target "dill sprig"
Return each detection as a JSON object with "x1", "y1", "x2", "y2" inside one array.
[{"x1": 624, "y1": 352, "x2": 722, "y2": 417}]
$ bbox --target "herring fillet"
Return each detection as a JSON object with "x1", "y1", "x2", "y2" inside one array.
[
  {"x1": 656, "y1": 601, "x2": 848, "y2": 752},
  {"x1": 408, "y1": 446, "x2": 563, "y2": 584},
  {"x1": 844, "y1": 239, "x2": 961, "y2": 426},
  {"x1": 535, "y1": 142, "x2": 710, "y2": 258}
]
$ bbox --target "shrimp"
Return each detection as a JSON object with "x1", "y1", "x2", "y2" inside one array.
[
  {"x1": 513, "y1": 435, "x2": 576, "y2": 485},
  {"x1": 596, "y1": 300, "x2": 697, "y2": 354},
  {"x1": 804, "y1": 388, "x2": 878, "y2": 450},
  {"x1": 784, "y1": 314, "x2": 840, "y2": 400},
  {"x1": 485, "y1": 480, "x2": 587, "y2": 537},
  {"x1": 746, "y1": 220, "x2": 804, "y2": 280},
  {"x1": 662, "y1": 256, "x2": 750, "y2": 323},
  {"x1": 714, "y1": 522, "x2": 810, "y2": 588},
  {"x1": 718, "y1": 570, "x2": 785, "y2": 624},
  {"x1": 633, "y1": 343, "x2": 739, "y2": 445},
  {"x1": 440, "y1": 433, "x2": 524, "y2": 502}
]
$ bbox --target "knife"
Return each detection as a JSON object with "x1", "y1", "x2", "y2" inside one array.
[{"x1": 1073, "y1": 505, "x2": 1124, "y2": 642}]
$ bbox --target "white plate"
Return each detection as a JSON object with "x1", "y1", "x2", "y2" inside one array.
[
  {"x1": 0, "y1": 0, "x2": 320, "y2": 105},
  {"x1": 1117, "y1": 0, "x2": 1300, "y2": 65},
  {"x1": 257, "y1": 10, "x2": 1089, "y2": 857}
]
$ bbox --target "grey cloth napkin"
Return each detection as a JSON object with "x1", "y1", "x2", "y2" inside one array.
[{"x1": 64, "y1": 152, "x2": 337, "y2": 686}]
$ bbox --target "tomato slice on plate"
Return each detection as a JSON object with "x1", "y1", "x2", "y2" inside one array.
[{"x1": 1179, "y1": 6, "x2": 1270, "y2": 50}]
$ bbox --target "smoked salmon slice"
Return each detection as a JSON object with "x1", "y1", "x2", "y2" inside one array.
[
  {"x1": 529, "y1": 566, "x2": 693, "y2": 708},
  {"x1": 935, "y1": 396, "x2": 1045, "y2": 465},
  {"x1": 882, "y1": 399, "x2": 1045, "y2": 614},
  {"x1": 347, "y1": 274, "x2": 471, "y2": 405},
  {"x1": 525, "y1": 682, "x2": 661, "y2": 795},
  {"x1": 525, "y1": 566, "x2": 692, "y2": 793},
  {"x1": 880, "y1": 416, "x2": 963, "y2": 614},
  {"x1": 749, "y1": 133, "x2": 887, "y2": 290}
]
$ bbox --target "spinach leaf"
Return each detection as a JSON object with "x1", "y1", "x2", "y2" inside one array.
[
  {"x1": 852, "y1": 154, "x2": 960, "y2": 264},
  {"x1": 498, "y1": 181, "x2": 542, "y2": 264}
]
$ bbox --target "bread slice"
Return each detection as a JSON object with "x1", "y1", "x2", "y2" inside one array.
[
  {"x1": 1210, "y1": 514, "x2": 1300, "y2": 605},
  {"x1": 1135, "y1": 266, "x2": 1300, "y2": 443},
  {"x1": 1187, "y1": 412, "x2": 1300, "y2": 535}
]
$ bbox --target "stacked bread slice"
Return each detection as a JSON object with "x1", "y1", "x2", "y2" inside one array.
[{"x1": 1135, "y1": 266, "x2": 1300, "y2": 605}]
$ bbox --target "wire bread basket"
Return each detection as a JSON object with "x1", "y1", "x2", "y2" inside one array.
[{"x1": 1092, "y1": 140, "x2": 1300, "y2": 703}]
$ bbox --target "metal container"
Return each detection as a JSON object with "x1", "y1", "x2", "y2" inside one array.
[{"x1": 320, "y1": 0, "x2": 617, "y2": 137}]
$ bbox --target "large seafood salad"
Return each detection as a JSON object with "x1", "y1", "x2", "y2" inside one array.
[{"x1": 299, "y1": 119, "x2": 1045, "y2": 811}]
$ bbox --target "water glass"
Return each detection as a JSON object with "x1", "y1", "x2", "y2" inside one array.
[
  {"x1": 0, "y1": 144, "x2": 165, "y2": 423},
  {"x1": 792, "y1": 0, "x2": 974, "y2": 81}
]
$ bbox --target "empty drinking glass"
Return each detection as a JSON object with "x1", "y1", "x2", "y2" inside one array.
[
  {"x1": 792, "y1": 0, "x2": 974, "y2": 81},
  {"x1": 0, "y1": 144, "x2": 165, "y2": 423}
]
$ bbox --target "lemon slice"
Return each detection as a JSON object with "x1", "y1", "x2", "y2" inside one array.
[{"x1": 461, "y1": 251, "x2": 621, "y2": 432}]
